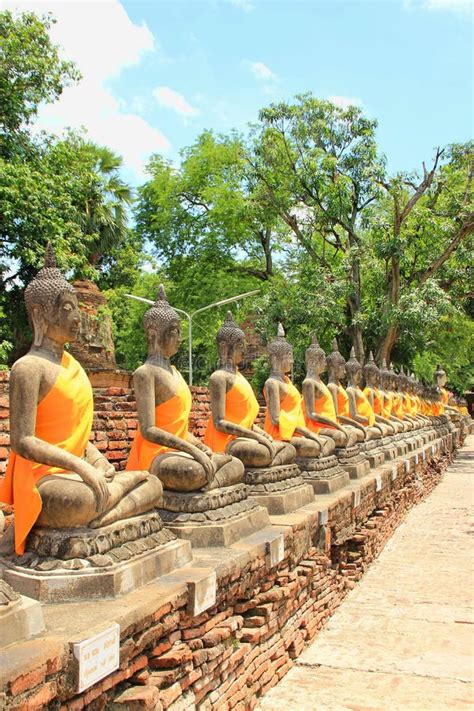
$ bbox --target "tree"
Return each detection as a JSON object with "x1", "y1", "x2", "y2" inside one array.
[
  {"x1": 373, "y1": 141, "x2": 474, "y2": 362},
  {"x1": 248, "y1": 94, "x2": 385, "y2": 362}
]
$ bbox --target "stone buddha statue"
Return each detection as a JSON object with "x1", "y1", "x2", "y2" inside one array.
[
  {"x1": 326, "y1": 340, "x2": 367, "y2": 443},
  {"x1": 0, "y1": 246, "x2": 163, "y2": 558},
  {"x1": 434, "y1": 366, "x2": 459, "y2": 416},
  {"x1": 378, "y1": 359, "x2": 405, "y2": 433},
  {"x1": 204, "y1": 313, "x2": 296, "y2": 468},
  {"x1": 363, "y1": 352, "x2": 395, "y2": 436},
  {"x1": 127, "y1": 290, "x2": 244, "y2": 491},
  {"x1": 344, "y1": 348, "x2": 383, "y2": 441},
  {"x1": 263, "y1": 325, "x2": 334, "y2": 458},
  {"x1": 302, "y1": 334, "x2": 358, "y2": 448}
]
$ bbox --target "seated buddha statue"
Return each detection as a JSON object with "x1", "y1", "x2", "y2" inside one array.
[
  {"x1": 396, "y1": 367, "x2": 420, "y2": 429},
  {"x1": 344, "y1": 349, "x2": 383, "y2": 441},
  {"x1": 302, "y1": 334, "x2": 358, "y2": 448},
  {"x1": 204, "y1": 313, "x2": 296, "y2": 468},
  {"x1": 127, "y1": 290, "x2": 244, "y2": 491},
  {"x1": 325, "y1": 340, "x2": 368, "y2": 443},
  {"x1": 378, "y1": 360, "x2": 405, "y2": 433},
  {"x1": 363, "y1": 352, "x2": 395, "y2": 436},
  {"x1": 263, "y1": 325, "x2": 334, "y2": 458},
  {"x1": 0, "y1": 246, "x2": 163, "y2": 557},
  {"x1": 434, "y1": 366, "x2": 460, "y2": 417}
]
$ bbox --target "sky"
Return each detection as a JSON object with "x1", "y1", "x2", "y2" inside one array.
[{"x1": 2, "y1": 0, "x2": 473, "y2": 184}]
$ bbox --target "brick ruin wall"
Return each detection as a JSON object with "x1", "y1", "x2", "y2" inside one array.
[{"x1": 1, "y1": 447, "x2": 453, "y2": 711}]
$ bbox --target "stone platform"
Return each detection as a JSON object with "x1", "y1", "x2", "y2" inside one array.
[
  {"x1": 0, "y1": 582, "x2": 45, "y2": 647},
  {"x1": 244, "y1": 463, "x2": 315, "y2": 514},
  {"x1": 0, "y1": 427, "x2": 463, "y2": 710},
  {"x1": 296, "y1": 455, "x2": 350, "y2": 494},
  {"x1": 159, "y1": 483, "x2": 271, "y2": 547}
]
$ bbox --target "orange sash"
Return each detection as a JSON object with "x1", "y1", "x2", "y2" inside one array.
[
  {"x1": 264, "y1": 377, "x2": 305, "y2": 441},
  {"x1": 441, "y1": 388, "x2": 449, "y2": 406},
  {"x1": 381, "y1": 392, "x2": 392, "y2": 418},
  {"x1": 303, "y1": 381, "x2": 338, "y2": 432},
  {"x1": 126, "y1": 367, "x2": 191, "y2": 471},
  {"x1": 337, "y1": 384, "x2": 350, "y2": 417},
  {"x1": 204, "y1": 371, "x2": 259, "y2": 453},
  {"x1": 364, "y1": 386, "x2": 384, "y2": 415},
  {"x1": 356, "y1": 389, "x2": 375, "y2": 426},
  {"x1": 0, "y1": 352, "x2": 93, "y2": 555},
  {"x1": 392, "y1": 392, "x2": 405, "y2": 418}
]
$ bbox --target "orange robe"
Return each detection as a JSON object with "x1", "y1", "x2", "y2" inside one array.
[
  {"x1": 303, "y1": 381, "x2": 338, "y2": 432},
  {"x1": 264, "y1": 377, "x2": 305, "y2": 441},
  {"x1": 0, "y1": 352, "x2": 93, "y2": 555},
  {"x1": 363, "y1": 387, "x2": 384, "y2": 416},
  {"x1": 355, "y1": 388, "x2": 375, "y2": 426},
  {"x1": 337, "y1": 384, "x2": 350, "y2": 417},
  {"x1": 392, "y1": 392, "x2": 405, "y2": 419},
  {"x1": 126, "y1": 367, "x2": 191, "y2": 471},
  {"x1": 381, "y1": 392, "x2": 393, "y2": 418},
  {"x1": 204, "y1": 371, "x2": 259, "y2": 453}
]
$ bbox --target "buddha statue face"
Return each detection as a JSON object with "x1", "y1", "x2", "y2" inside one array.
[
  {"x1": 363, "y1": 351, "x2": 379, "y2": 387},
  {"x1": 326, "y1": 339, "x2": 346, "y2": 382},
  {"x1": 25, "y1": 244, "x2": 79, "y2": 348},
  {"x1": 144, "y1": 285, "x2": 181, "y2": 358},
  {"x1": 345, "y1": 348, "x2": 362, "y2": 386},
  {"x1": 268, "y1": 324, "x2": 293, "y2": 376},
  {"x1": 305, "y1": 334, "x2": 326, "y2": 376},
  {"x1": 217, "y1": 312, "x2": 246, "y2": 368},
  {"x1": 435, "y1": 366, "x2": 447, "y2": 388}
]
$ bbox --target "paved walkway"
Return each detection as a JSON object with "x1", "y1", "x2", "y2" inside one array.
[{"x1": 259, "y1": 435, "x2": 474, "y2": 710}]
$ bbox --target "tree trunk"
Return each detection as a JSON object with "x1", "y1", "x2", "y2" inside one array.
[{"x1": 377, "y1": 324, "x2": 398, "y2": 365}]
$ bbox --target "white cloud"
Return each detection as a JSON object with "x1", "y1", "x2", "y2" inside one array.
[
  {"x1": 327, "y1": 95, "x2": 363, "y2": 110},
  {"x1": 248, "y1": 61, "x2": 277, "y2": 81},
  {"x1": 404, "y1": 0, "x2": 473, "y2": 16},
  {"x1": 153, "y1": 87, "x2": 199, "y2": 117},
  {"x1": 1, "y1": 0, "x2": 171, "y2": 179},
  {"x1": 228, "y1": 0, "x2": 255, "y2": 11}
]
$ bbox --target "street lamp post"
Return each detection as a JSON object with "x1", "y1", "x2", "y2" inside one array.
[{"x1": 125, "y1": 290, "x2": 259, "y2": 385}]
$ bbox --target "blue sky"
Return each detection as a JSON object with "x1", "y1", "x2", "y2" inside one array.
[{"x1": 3, "y1": 0, "x2": 473, "y2": 183}]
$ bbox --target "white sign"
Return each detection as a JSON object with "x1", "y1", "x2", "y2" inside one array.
[
  {"x1": 266, "y1": 533, "x2": 285, "y2": 568},
  {"x1": 375, "y1": 474, "x2": 382, "y2": 492},
  {"x1": 405, "y1": 460, "x2": 410, "y2": 473},
  {"x1": 319, "y1": 508, "x2": 329, "y2": 526},
  {"x1": 352, "y1": 490, "x2": 361, "y2": 508},
  {"x1": 422, "y1": 451, "x2": 426, "y2": 460},
  {"x1": 415, "y1": 454, "x2": 419, "y2": 465},
  {"x1": 391, "y1": 466, "x2": 397, "y2": 481},
  {"x1": 73, "y1": 623, "x2": 120, "y2": 693}
]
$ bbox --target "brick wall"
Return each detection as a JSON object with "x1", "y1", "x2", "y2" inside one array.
[{"x1": 0, "y1": 448, "x2": 453, "y2": 710}]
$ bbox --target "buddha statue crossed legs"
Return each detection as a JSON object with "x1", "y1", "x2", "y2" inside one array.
[{"x1": 0, "y1": 246, "x2": 162, "y2": 559}]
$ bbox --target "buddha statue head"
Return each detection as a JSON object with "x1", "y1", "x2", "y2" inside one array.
[
  {"x1": 305, "y1": 333, "x2": 326, "y2": 375},
  {"x1": 435, "y1": 364, "x2": 447, "y2": 388},
  {"x1": 345, "y1": 347, "x2": 362, "y2": 386},
  {"x1": 267, "y1": 323, "x2": 293, "y2": 376},
  {"x1": 379, "y1": 358, "x2": 391, "y2": 390},
  {"x1": 389, "y1": 363, "x2": 399, "y2": 391},
  {"x1": 363, "y1": 351, "x2": 379, "y2": 387},
  {"x1": 25, "y1": 243, "x2": 80, "y2": 348},
  {"x1": 326, "y1": 338, "x2": 346, "y2": 381},
  {"x1": 143, "y1": 284, "x2": 181, "y2": 358},
  {"x1": 216, "y1": 311, "x2": 245, "y2": 368},
  {"x1": 399, "y1": 365, "x2": 408, "y2": 392}
]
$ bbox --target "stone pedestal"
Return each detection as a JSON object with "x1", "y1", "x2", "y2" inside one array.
[
  {"x1": 0, "y1": 581, "x2": 45, "y2": 647},
  {"x1": 335, "y1": 445, "x2": 370, "y2": 480},
  {"x1": 243, "y1": 464, "x2": 314, "y2": 515},
  {"x1": 296, "y1": 455, "x2": 350, "y2": 494},
  {"x1": 380, "y1": 437, "x2": 398, "y2": 460},
  {"x1": 360, "y1": 440, "x2": 386, "y2": 469},
  {"x1": 0, "y1": 512, "x2": 191, "y2": 603},
  {"x1": 159, "y1": 483, "x2": 270, "y2": 547}
]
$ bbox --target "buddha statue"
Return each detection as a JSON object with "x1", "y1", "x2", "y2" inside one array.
[
  {"x1": 363, "y1": 352, "x2": 395, "y2": 436},
  {"x1": 326, "y1": 340, "x2": 367, "y2": 443},
  {"x1": 0, "y1": 246, "x2": 163, "y2": 558},
  {"x1": 434, "y1": 366, "x2": 460, "y2": 417},
  {"x1": 344, "y1": 348, "x2": 384, "y2": 442},
  {"x1": 263, "y1": 325, "x2": 334, "y2": 458},
  {"x1": 204, "y1": 313, "x2": 296, "y2": 468},
  {"x1": 378, "y1": 360, "x2": 406, "y2": 434},
  {"x1": 127, "y1": 290, "x2": 244, "y2": 491},
  {"x1": 389, "y1": 364, "x2": 413, "y2": 431},
  {"x1": 302, "y1": 334, "x2": 358, "y2": 448}
]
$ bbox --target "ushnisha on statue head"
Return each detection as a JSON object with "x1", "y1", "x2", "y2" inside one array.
[
  {"x1": 143, "y1": 285, "x2": 181, "y2": 358},
  {"x1": 363, "y1": 351, "x2": 380, "y2": 387},
  {"x1": 345, "y1": 347, "x2": 363, "y2": 386},
  {"x1": 216, "y1": 311, "x2": 246, "y2": 369},
  {"x1": 305, "y1": 333, "x2": 326, "y2": 374},
  {"x1": 267, "y1": 323, "x2": 293, "y2": 376},
  {"x1": 326, "y1": 338, "x2": 346, "y2": 381},
  {"x1": 379, "y1": 358, "x2": 391, "y2": 390}
]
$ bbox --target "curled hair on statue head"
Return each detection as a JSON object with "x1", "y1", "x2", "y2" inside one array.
[
  {"x1": 143, "y1": 284, "x2": 180, "y2": 339},
  {"x1": 363, "y1": 350, "x2": 379, "y2": 379},
  {"x1": 216, "y1": 311, "x2": 245, "y2": 365},
  {"x1": 345, "y1": 346, "x2": 362, "y2": 376},
  {"x1": 305, "y1": 332, "x2": 326, "y2": 365},
  {"x1": 326, "y1": 337, "x2": 345, "y2": 370},
  {"x1": 267, "y1": 323, "x2": 293, "y2": 361}
]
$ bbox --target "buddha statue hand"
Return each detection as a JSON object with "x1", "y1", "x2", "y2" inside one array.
[
  {"x1": 77, "y1": 462, "x2": 112, "y2": 513},
  {"x1": 252, "y1": 427, "x2": 277, "y2": 461},
  {"x1": 91, "y1": 456, "x2": 116, "y2": 481},
  {"x1": 188, "y1": 445, "x2": 216, "y2": 484}
]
